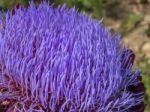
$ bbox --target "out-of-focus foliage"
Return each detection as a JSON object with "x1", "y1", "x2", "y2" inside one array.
[
  {"x1": 0, "y1": 0, "x2": 106, "y2": 18},
  {"x1": 120, "y1": 13, "x2": 144, "y2": 35},
  {"x1": 0, "y1": 0, "x2": 28, "y2": 10},
  {"x1": 54, "y1": 0, "x2": 105, "y2": 19},
  {"x1": 139, "y1": 57, "x2": 150, "y2": 111}
]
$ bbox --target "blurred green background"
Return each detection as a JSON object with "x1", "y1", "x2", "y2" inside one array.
[{"x1": 0, "y1": 0, "x2": 150, "y2": 111}]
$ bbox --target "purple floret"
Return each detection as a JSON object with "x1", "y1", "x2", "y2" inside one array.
[{"x1": 0, "y1": 2, "x2": 145, "y2": 112}]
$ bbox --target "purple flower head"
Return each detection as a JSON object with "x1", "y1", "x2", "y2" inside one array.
[{"x1": 0, "y1": 2, "x2": 145, "y2": 112}]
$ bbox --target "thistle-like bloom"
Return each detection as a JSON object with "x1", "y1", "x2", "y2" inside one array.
[{"x1": 0, "y1": 2, "x2": 145, "y2": 112}]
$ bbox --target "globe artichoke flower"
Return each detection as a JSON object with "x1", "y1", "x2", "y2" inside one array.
[{"x1": 0, "y1": 2, "x2": 145, "y2": 112}]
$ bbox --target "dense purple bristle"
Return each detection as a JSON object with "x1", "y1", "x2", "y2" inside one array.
[{"x1": 0, "y1": 2, "x2": 145, "y2": 112}]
